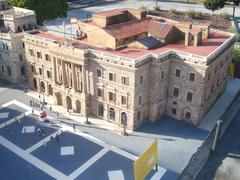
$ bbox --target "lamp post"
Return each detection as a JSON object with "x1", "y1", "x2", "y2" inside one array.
[{"x1": 122, "y1": 113, "x2": 128, "y2": 136}]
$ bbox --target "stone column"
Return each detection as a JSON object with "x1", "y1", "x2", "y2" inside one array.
[{"x1": 72, "y1": 63, "x2": 76, "y2": 92}]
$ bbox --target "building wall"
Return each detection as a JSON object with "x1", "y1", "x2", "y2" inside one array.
[{"x1": 23, "y1": 31, "x2": 235, "y2": 130}]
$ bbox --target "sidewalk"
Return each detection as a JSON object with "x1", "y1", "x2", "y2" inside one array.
[{"x1": 199, "y1": 78, "x2": 240, "y2": 131}]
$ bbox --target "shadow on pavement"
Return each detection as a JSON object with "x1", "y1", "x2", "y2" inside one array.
[
  {"x1": 135, "y1": 116, "x2": 208, "y2": 140},
  {"x1": 196, "y1": 109, "x2": 240, "y2": 180}
]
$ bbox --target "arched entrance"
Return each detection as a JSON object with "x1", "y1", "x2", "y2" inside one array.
[
  {"x1": 66, "y1": 96, "x2": 72, "y2": 110},
  {"x1": 48, "y1": 84, "x2": 53, "y2": 96},
  {"x1": 75, "y1": 100, "x2": 81, "y2": 113},
  {"x1": 98, "y1": 104, "x2": 104, "y2": 117},
  {"x1": 121, "y1": 112, "x2": 127, "y2": 125},
  {"x1": 56, "y1": 93, "x2": 62, "y2": 105},
  {"x1": 33, "y1": 78, "x2": 37, "y2": 90},
  {"x1": 40, "y1": 81, "x2": 45, "y2": 92},
  {"x1": 109, "y1": 108, "x2": 115, "y2": 121}
]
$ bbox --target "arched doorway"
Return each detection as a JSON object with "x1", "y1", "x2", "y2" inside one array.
[
  {"x1": 56, "y1": 93, "x2": 62, "y2": 105},
  {"x1": 121, "y1": 112, "x2": 127, "y2": 125},
  {"x1": 109, "y1": 108, "x2": 115, "y2": 121},
  {"x1": 48, "y1": 84, "x2": 53, "y2": 96},
  {"x1": 66, "y1": 96, "x2": 72, "y2": 110},
  {"x1": 33, "y1": 78, "x2": 37, "y2": 90},
  {"x1": 98, "y1": 104, "x2": 104, "y2": 117},
  {"x1": 40, "y1": 81, "x2": 45, "y2": 92},
  {"x1": 76, "y1": 100, "x2": 81, "y2": 113}
]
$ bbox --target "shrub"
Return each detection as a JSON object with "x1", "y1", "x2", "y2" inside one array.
[
  {"x1": 228, "y1": 26, "x2": 237, "y2": 33},
  {"x1": 219, "y1": 13, "x2": 231, "y2": 20},
  {"x1": 140, "y1": 5, "x2": 147, "y2": 11},
  {"x1": 185, "y1": 10, "x2": 196, "y2": 18},
  {"x1": 153, "y1": 5, "x2": 160, "y2": 11},
  {"x1": 232, "y1": 45, "x2": 240, "y2": 64},
  {"x1": 169, "y1": 8, "x2": 177, "y2": 16},
  {"x1": 195, "y1": 11, "x2": 203, "y2": 17}
]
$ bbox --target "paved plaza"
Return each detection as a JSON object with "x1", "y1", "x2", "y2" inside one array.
[{"x1": 0, "y1": 99, "x2": 170, "y2": 180}]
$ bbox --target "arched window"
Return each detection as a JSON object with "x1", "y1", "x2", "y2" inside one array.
[
  {"x1": 121, "y1": 112, "x2": 127, "y2": 125},
  {"x1": 7, "y1": 66, "x2": 11, "y2": 76},
  {"x1": 109, "y1": 108, "x2": 115, "y2": 121},
  {"x1": 98, "y1": 104, "x2": 104, "y2": 117}
]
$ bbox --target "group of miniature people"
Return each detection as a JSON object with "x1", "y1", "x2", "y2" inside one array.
[{"x1": 37, "y1": 127, "x2": 45, "y2": 137}]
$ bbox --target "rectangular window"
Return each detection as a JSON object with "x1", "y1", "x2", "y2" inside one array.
[
  {"x1": 37, "y1": 52, "x2": 42, "y2": 59},
  {"x1": 29, "y1": 49, "x2": 34, "y2": 56},
  {"x1": 138, "y1": 96, "x2": 142, "y2": 106},
  {"x1": 22, "y1": 42, "x2": 25, "y2": 49},
  {"x1": 109, "y1": 92, "x2": 114, "y2": 101},
  {"x1": 31, "y1": 65, "x2": 34, "y2": 73},
  {"x1": 187, "y1": 92, "x2": 193, "y2": 102},
  {"x1": 121, "y1": 76, "x2": 129, "y2": 85},
  {"x1": 121, "y1": 96, "x2": 127, "y2": 105},
  {"x1": 208, "y1": 73, "x2": 211, "y2": 81},
  {"x1": 140, "y1": 76, "x2": 143, "y2": 85},
  {"x1": 39, "y1": 68, "x2": 42, "y2": 75},
  {"x1": 47, "y1": 70, "x2": 51, "y2": 78},
  {"x1": 176, "y1": 69, "x2": 181, "y2": 77},
  {"x1": 19, "y1": 55, "x2": 23, "y2": 61},
  {"x1": 97, "y1": 69, "x2": 102, "y2": 78},
  {"x1": 161, "y1": 71, "x2": 164, "y2": 80},
  {"x1": 109, "y1": 72, "x2": 114, "y2": 81},
  {"x1": 0, "y1": 54, "x2": 2, "y2": 61},
  {"x1": 172, "y1": 108, "x2": 176, "y2": 115},
  {"x1": 173, "y1": 87, "x2": 179, "y2": 97},
  {"x1": 97, "y1": 88, "x2": 103, "y2": 97},
  {"x1": 189, "y1": 73, "x2": 195, "y2": 81},
  {"x1": 45, "y1": 54, "x2": 49, "y2": 61}
]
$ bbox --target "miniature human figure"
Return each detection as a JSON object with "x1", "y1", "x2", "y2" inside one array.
[
  {"x1": 37, "y1": 127, "x2": 41, "y2": 136},
  {"x1": 28, "y1": 139, "x2": 32, "y2": 147},
  {"x1": 56, "y1": 134, "x2": 59, "y2": 143},
  {"x1": 49, "y1": 106, "x2": 52, "y2": 112},
  {"x1": 32, "y1": 108, "x2": 34, "y2": 114},
  {"x1": 18, "y1": 118, "x2": 21, "y2": 124},
  {"x1": 67, "y1": 106, "x2": 70, "y2": 113},
  {"x1": 41, "y1": 128, "x2": 44, "y2": 137},
  {"x1": 24, "y1": 127, "x2": 26, "y2": 133},
  {"x1": 50, "y1": 136, "x2": 53, "y2": 141},
  {"x1": 73, "y1": 124, "x2": 75, "y2": 132},
  {"x1": 30, "y1": 99, "x2": 32, "y2": 106}
]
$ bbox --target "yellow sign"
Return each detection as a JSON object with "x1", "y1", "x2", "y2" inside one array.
[
  {"x1": 229, "y1": 63, "x2": 234, "y2": 76},
  {"x1": 134, "y1": 139, "x2": 158, "y2": 180}
]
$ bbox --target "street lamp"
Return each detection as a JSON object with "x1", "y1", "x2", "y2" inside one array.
[{"x1": 122, "y1": 113, "x2": 128, "y2": 136}]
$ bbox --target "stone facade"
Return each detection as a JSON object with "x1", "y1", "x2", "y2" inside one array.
[
  {"x1": 0, "y1": 1, "x2": 37, "y2": 84},
  {"x1": 24, "y1": 9, "x2": 236, "y2": 130}
]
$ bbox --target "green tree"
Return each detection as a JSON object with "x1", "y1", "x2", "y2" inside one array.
[
  {"x1": 8, "y1": 0, "x2": 68, "y2": 24},
  {"x1": 204, "y1": 0, "x2": 226, "y2": 14}
]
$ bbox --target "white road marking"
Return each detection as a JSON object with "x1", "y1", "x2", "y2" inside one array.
[
  {"x1": 61, "y1": 146, "x2": 74, "y2": 156},
  {"x1": 68, "y1": 147, "x2": 109, "y2": 179},
  {"x1": 0, "y1": 112, "x2": 9, "y2": 118},
  {"x1": 0, "y1": 136, "x2": 68, "y2": 180},
  {"x1": 0, "y1": 111, "x2": 31, "y2": 128},
  {"x1": 25, "y1": 128, "x2": 64, "y2": 153},
  {"x1": 108, "y1": 170, "x2": 125, "y2": 180}
]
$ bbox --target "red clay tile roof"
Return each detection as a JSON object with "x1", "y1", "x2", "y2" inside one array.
[
  {"x1": 94, "y1": 9, "x2": 125, "y2": 17},
  {"x1": 149, "y1": 21, "x2": 175, "y2": 40},
  {"x1": 31, "y1": 31, "x2": 63, "y2": 42},
  {"x1": 104, "y1": 18, "x2": 152, "y2": 40}
]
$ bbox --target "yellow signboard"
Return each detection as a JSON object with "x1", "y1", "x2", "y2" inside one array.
[
  {"x1": 134, "y1": 139, "x2": 158, "y2": 180},
  {"x1": 229, "y1": 63, "x2": 234, "y2": 76}
]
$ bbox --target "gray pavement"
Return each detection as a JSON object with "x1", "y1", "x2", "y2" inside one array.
[
  {"x1": 0, "y1": 80, "x2": 208, "y2": 177},
  {"x1": 196, "y1": 96, "x2": 240, "y2": 180}
]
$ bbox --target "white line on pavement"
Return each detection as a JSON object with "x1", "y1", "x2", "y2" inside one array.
[
  {"x1": 68, "y1": 147, "x2": 110, "y2": 179},
  {"x1": 0, "y1": 136, "x2": 69, "y2": 180},
  {"x1": 0, "y1": 111, "x2": 32, "y2": 128},
  {"x1": 0, "y1": 100, "x2": 16, "y2": 109},
  {"x1": 25, "y1": 128, "x2": 65, "y2": 153}
]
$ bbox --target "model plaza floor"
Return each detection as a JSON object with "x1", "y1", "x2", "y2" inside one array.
[{"x1": 0, "y1": 100, "x2": 167, "y2": 180}]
